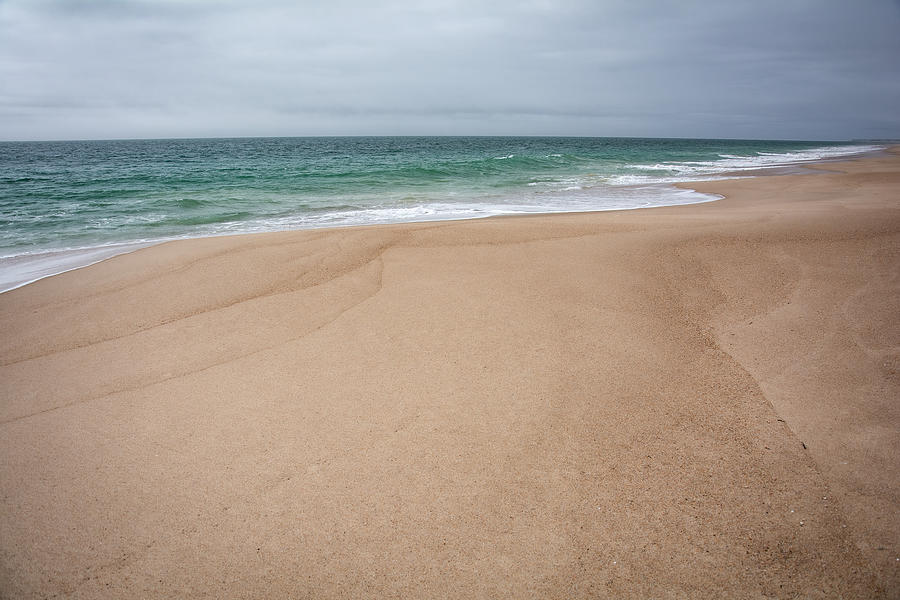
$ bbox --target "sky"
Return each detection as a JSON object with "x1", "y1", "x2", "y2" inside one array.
[{"x1": 0, "y1": 0, "x2": 899, "y2": 141}]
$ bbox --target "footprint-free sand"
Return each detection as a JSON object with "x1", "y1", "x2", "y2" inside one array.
[{"x1": 1, "y1": 150, "x2": 898, "y2": 597}]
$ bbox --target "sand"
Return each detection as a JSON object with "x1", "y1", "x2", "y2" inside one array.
[{"x1": 1, "y1": 149, "x2": 898, "y2": 598}]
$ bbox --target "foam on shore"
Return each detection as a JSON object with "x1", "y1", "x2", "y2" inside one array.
[{"x1": 0, "y1": 242, "x2": 153, "y2": 292}]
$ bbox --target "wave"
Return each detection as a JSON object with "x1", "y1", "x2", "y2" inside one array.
[
  {"x1": 614, "y1": 143, "x2": 882, "y2": 185},
  {"x1": 0, "y1": 138, "x2": 884, "y2": 292},
  {"x1": 173, "y1": 197, "x2": 206, "y2": 209}
]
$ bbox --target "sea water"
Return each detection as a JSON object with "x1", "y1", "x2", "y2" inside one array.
[{"x1": 0, "y1": 136, "x2": 883, "y2": 291}]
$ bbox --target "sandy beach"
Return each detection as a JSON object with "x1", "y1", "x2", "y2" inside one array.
[{"x1": 1, "y1": 149, "x2": 898, "y2": 597}]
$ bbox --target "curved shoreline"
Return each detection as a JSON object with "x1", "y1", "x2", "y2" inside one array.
[
  {"x1": 0, "y1": 144, "x2": 884, "y2": 294},
  {"x1": 1, "y1": 146, "x2": 898, "y2": 597}
]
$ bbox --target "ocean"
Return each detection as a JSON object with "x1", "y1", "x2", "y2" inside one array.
[{"x1": 0, "y1": 136, "x2": 883, "y2": 292}]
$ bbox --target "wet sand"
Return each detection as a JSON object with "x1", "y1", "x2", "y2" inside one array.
[{"x1": 1, "y1": 149, "x2": 898, "y2": 597}]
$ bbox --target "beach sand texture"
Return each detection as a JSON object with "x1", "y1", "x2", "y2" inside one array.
[{"x1": 1, "y1": 150, "x2": 898, "y2": 598}]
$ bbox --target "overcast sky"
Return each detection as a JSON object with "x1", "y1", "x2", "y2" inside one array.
[{"x1": 1, "y1": 0, "x2": 898, "y2": 141}]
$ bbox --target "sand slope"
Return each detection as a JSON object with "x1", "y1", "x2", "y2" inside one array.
[{"x1": 1, "y1": 150, "x2": 898, "y2": 598}]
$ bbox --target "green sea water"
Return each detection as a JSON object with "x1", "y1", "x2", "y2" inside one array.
[{"x1": 0, "y1": 136, "x2": 882, "y2": 290}]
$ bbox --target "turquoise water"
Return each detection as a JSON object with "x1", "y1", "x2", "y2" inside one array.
[{"x1": 0, "y1": 136, "x2": 882, "y2": 290}]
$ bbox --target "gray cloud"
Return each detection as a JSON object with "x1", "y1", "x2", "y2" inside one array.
[{"x1": 1, "y1": 0, "x2": 898, "y2": 140}]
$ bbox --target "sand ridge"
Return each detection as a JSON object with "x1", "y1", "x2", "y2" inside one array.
[{"x1": 1, "y1": 150, "x2": 898, "y2": 597}]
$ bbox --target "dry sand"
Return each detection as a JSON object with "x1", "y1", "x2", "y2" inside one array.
[{"x1": 1, "y1": 149, "x2": 898, "y2": 598}]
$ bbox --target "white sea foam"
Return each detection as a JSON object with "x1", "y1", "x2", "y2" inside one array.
[
  {"x1": 0, "y1": 242, "x2": 154, "y2": 293},
  {"x1": 0, "y1": 142, "x2": 883, "y2": 293},
  {"x1": 644, "y1": 144, "x2": 880, "y2": 176},
  {"x1": 1, "y1": 183, "x2": 723, "y2": 294},
  {"x1": 608, "y1": 144, "x2": 883, "y2": 186}
]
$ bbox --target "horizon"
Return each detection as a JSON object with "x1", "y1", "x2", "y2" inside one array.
[{"x1": 0, "y1": 133, "x2": 892, "y2": 145}]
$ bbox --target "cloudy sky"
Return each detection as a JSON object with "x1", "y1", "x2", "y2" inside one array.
[{"x1": 1, "y1": 0, "x2": 898, "y2": 141}]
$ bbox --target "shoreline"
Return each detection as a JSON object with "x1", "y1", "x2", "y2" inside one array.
[
  {"x1": 0, "y1": 143, "x2": 885, "y2": 294},
  {"x1": 0, "y1": 187, "x2": 721, "y2": 294},
  {"x1": 1, "y1": 147, "x2": 898, "y2": 597},
  {"x1": 0, "y1": 241, "x2": 156, "y2": 293}
]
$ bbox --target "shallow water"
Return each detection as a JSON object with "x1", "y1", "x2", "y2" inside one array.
[{"x1": 0, "y1": 136, "x2": 882, "y2": 291}]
